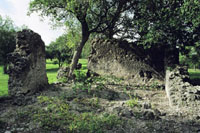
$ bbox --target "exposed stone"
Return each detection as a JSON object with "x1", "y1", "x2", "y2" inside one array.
[
  {"x1": 165, "y1": 66, "x2": 200, "y2": 107},
  {"x1": 57, "y1": 66, "x2": 70, "y2": 80},
  {"x1": 88, "y1": 38, "x2": 164, "y2": 86},
  {"x1": 143, "y1": 110, "x2": 155, "y2": 120},
  {"x1": 92, "y1": 89, "x2": 119, "y2": 100},
  {"x1": 142, "y1": 102, "x2": 152, "y2": 109},
  {"x1": 120, "y1": 108, "x2": 133, "y2": 118},
  {"x1": 7, "y1": 29, "x2": 48, "y2": 96}
]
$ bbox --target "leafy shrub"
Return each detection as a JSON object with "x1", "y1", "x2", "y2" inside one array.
[
  {"x1": 74, "y1": 70, "x2": 87, "y2": 82},
  {"x1": 126, "y1": 94, "x2": 139, "y2": 108}
]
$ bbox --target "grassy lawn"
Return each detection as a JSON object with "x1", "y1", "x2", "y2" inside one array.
[
  {"x1": 46, "y1": 60, "x2": 60, "y2": 84},
  {"x1": 0, "y1": 66, "x2": 8, "y2": 96},
  {"x1": 188, "y1": 69, "x2": 200, "y2": 80},
  {"x1": 0, "y1": 59, "x2": 88, "y2": 97},
  {"x1": 77, "y1": 59, "x2": 88, "y2": 72}
]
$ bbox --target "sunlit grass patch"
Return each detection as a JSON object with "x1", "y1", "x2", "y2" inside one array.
[{"x1": 0, "y1": 66, "x2": 8, "y2": 96}]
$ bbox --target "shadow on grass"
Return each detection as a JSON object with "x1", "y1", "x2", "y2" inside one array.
[
  {"x1": 46, "y1": 68, "x2": 59, "y2": 73},
  {"x1": 189, "y1": 72, "x2": 200, "y2": 85}
]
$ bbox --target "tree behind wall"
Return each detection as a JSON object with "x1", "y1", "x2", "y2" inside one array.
[
  {"x1": 29, "y1": 0, "x2": 134, "y2": 78},
  {"x1": 129, "y1": 0, "x2": 200, "y2": 69},
  {"x1": 46, "y1": 33, "x2": 73, "y2": 67},
  {"x1": 0, "y1": 15, "x2": 16, "y2": 74}
]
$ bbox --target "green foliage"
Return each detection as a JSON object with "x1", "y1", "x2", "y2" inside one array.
[
  {"x1": 34, "y1": 96, "x2": 72, "y2": 130},
  {"x1": 188, "y1": 69, "x2": 200, "y2": 80},
  {"x1": 34, "y1": 96, "x2": 121, "y2": 132},
  {"x1": 180, "y1": 46, "x2": 200, "y2": 69},
  {"x1": 0, "y1": 15, "x2": 16, "y2": 72},
  {"x1": 126, "y1": 94, "x2": 139, "y2": 108},
  {"x1": 126, "y1": 98, "x2": 139, "y2": 108},
  {"x1": 72, "y1": 81, "x2": 92, "y2": 93},
  {"x1": 69, "y1": 113, "x2": 121, "y2": 133},
  {"x1": 29, "y1": 0, "x2": 133, "y2": 38},
  {"x1": 46, "y1": 34, "x2": 73, "y2": 67},
  {"x1": 29, "y1": 0, "x2": 135, "y2": 76},
  {"x1": 130, "y1": 0, "x2": 200, "y2": 52}
]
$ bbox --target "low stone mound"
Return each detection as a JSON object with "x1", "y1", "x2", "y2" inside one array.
[
  {"x1": 88, "y1": 38, "x2": 164, "y2": 86},
  {"x1": 57, "y1": 66, "x2": 70, "y2": 80},
  {"x1": 7, "y1": 29, "x2": 49, "y2": 96},
  {"x1": 165, "y1": 66, "x2": 200, "y2": 107}
]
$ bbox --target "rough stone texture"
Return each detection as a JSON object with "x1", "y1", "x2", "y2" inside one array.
[
  {"x1": 88, "y1": 38, "x2": 164, "y2": 85},
  {"x1": 165, "y1": 66, "x2": 200, "y2": 107},
  {"x1": 57, "y1": 66, "x2": 70, "y2": 80},
  {"x1": 7, "y1": 29, "x2": 48, "y2": 96}
]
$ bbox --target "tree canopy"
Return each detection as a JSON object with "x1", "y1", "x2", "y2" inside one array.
[
  {"x1": 29, "y1": 0, "x2": 134, "y2": 77},
  {"x1": 29, "y1": 0, "x2": 200, "y2": 75},
  {"x1": 129, "y1": 0, "x2": 200, "y2": 51},
  {"x1": 0, "y1": 15, "x2": 17, "y2": 73},
  {"x1": 46, "y1": 33, "x2": 73, "y2": 67}
]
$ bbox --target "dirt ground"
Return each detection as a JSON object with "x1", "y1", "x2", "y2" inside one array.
[{"x1": 1, "y1": 82, "x2": 200, "y2": 133}]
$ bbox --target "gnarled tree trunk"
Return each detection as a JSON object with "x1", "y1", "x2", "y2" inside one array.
[{"x1": 68, "y1": 20, "x2": 90, "y2": 78}]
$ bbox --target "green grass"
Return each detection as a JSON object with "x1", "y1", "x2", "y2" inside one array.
[
  {"x1": 46, "y1": 60, "x2": 60, "y2": 84},
  {"x1": 0, "y1": 66, "x2": 8, "y2": 96},
  {"x1": 0, "y1": 59, "x2": 88, "y2": 97},
  {"x1": 77, "y1": 59, "x2": 88, "y2": 72},
  {"x1": 188, "y1": 69, "x2": 200, "y2": 80}
]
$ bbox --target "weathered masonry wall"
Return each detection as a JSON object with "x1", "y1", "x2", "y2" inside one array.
[
  {"x1": 8, "y1": 29, "x2": 49, "y2": 96},
  {"x1": 165, "y1": 66, "x2": 200, "y2": 107},
  {"x1": 88, "y1": 39, "x2": 164, "y2": 86}
]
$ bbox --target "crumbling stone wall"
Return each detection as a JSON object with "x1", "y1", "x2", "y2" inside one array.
[
  {"x1": 88, "y1": 39, "x2": 164, "y2": 85},
  {"x1": 8, "y1": 29, "x2": 49, "y2": 96},
  {"x1": 165, "y1": 66, "x2": 200, "y2": 107}
]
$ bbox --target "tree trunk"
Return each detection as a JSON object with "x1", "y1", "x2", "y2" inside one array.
[
  {"x1": 68, "y1": 35, "x2": 89, "y2": 78},
  {"x1": 58, "y1": 58, "x2": 61, "y2": 68},
  {"x1": 164, "y1": 46, "x2": 179, "y2": 107},
  {"x1": 3, "y1": 63, "x2": 8, "y2": 74},
  {"x1": 68, "y1": 17, "x2": 90, "y2": 78}
]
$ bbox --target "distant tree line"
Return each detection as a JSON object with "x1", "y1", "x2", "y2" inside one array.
[
  {"x1": 0, "y1": 15, "x2": 29, "y2": 74},
  {"x1": 0, "y1": 15, "x2": 17, "y2": 74}
]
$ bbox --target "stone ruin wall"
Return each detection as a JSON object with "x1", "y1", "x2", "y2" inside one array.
[
  {"x1": 165, "y1": 66, "x2": 200, "y2": 107},
  {"x1": 8, "y1": 29, "x2": 49, "y2": 96},
  {"x1": 88, "y1": 38, "x2": 165, "y2": 86},
  {"x1": 88, "y1": 38, "x2": 200, "y2": 108}
]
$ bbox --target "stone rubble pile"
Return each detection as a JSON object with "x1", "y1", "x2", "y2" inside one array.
[{"x1": 166, "y1": 66, "x2": 200, "y2": 107}]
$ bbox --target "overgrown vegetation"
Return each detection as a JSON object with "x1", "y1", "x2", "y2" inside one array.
[{"x1": 33, "y1": 96, "x2": 121, "y2": 132}]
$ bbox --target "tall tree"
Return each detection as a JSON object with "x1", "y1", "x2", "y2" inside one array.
[
  {"x1": 47, "y1": 33, "x2": 73, "y2": 67},
  {"x1": 29, "y1": 0, "x2": 133, "y2": 78},
  {"x1": 0, "y1": 15, "x2": 16, "y2": 74},
  {"x1": 127, "y1": 0, "x2": 200, "y2": 69}
]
